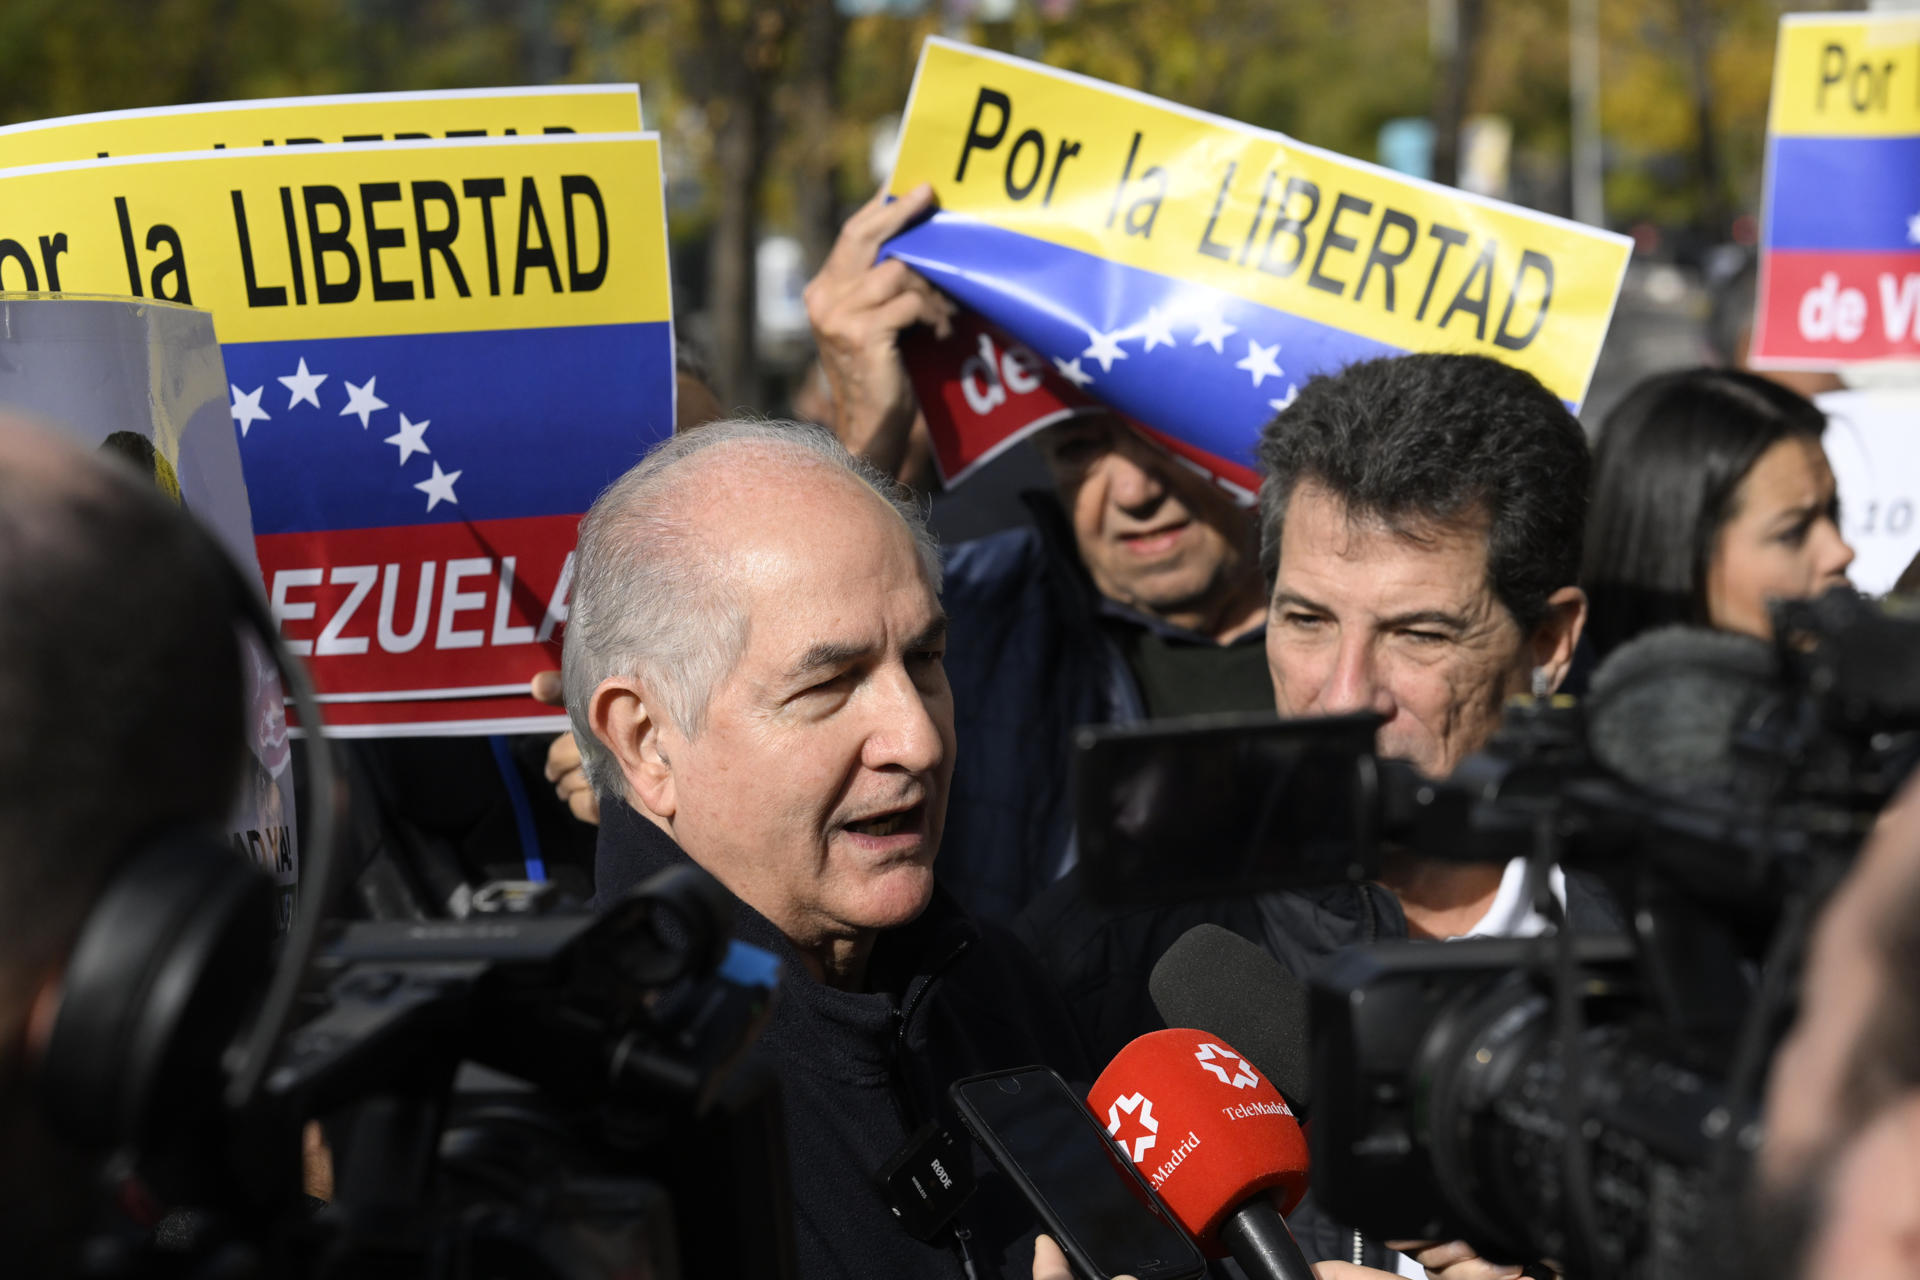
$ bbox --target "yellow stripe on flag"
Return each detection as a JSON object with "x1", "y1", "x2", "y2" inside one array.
[{"x1": 1769, "y1": 15, "x2": 1920, "y2": 139}]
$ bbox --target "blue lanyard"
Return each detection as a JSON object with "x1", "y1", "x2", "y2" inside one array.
[{"x1": 487, "y1": 735, "x2": 547, "y2": 882}]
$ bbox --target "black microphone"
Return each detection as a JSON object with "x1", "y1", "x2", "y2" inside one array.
[
  {"x1": 1149, "y1": 923, "x2": 1312, "y2": 1113},
  {"x1": 1582, "y1": 624, "x2": 1780, "y2": 801},
  {"x1": 1144, "y1": 926, "x2": 1319, "y2": 1280}
]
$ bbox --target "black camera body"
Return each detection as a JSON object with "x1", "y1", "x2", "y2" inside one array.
[
  {"x1": 1310, "y1": 934, "x2": 1728, "y2": 1277},
  {"x1": 1302, "y1": 590, "x2": 1920, "y2": 1279},
  {"x1": 1077, "y1": 589, "x2": 1920, "y2": 1280},
  {"x1": 94, "y1": 864, "x2": 792, "y2": 1280}
]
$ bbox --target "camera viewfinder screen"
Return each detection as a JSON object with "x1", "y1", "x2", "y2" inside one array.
[{"x1": 1074, "y1": 712, "x2": 1378, "y2": 904}]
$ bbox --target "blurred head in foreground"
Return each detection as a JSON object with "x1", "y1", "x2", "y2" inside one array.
[{"x1": 0, "y1": 416, "x2": 244, "y2": 1269}]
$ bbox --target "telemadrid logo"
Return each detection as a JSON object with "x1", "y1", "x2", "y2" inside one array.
[
  {"x1": 1195, "y1": 1042, "x2": 1259, "y2": 1089},
  {"x1": 1106, "y1": 1091, "x2": 1160, "y2": 1162}
]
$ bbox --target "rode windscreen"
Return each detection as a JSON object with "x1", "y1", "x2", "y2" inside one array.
[
  {"x1": 1149, "y1": 925, "x2": 1312, "y2": 1113},
  {"x1": 1087, "y1": 1028, "x2": 1308, "y2": 1258},
  {"x1": 1583, "y1": 625, "x2": 1780, "y2": 800}
]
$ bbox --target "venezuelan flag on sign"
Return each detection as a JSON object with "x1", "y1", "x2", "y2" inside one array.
[
  {"x1": 884, "y1": 39, "x2": 1631, "y2": 491},
  {"x1": 0, "y1": 131, "x2": 672, "y2": 734},
  {"x1": 1753, "y1": 13, "x2": 1920, "y2": 367}
]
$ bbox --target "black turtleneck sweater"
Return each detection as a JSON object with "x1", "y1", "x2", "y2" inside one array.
[{"x1": 593, "y1": 800, "x2": 1093, "y2": 1280}]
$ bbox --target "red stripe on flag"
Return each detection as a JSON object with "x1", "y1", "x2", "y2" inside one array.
[
  {"x1": 905, "y1": 310, "x2": 1263, "y2": 498},
  {"x1": 1753, "y1": 249, "x2": 1920, "y2": 365},
  {"x1": 257, "y1": 513, "x2": 578, "y2": 698}
]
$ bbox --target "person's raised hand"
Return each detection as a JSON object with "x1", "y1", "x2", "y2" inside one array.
[
  {"x1": 1385, "y1": 1239, "x2": 1530, "y2": 1280},
  {"x1": 802, "y1": 182, "x2": 954, "y2": 480},
  {"x1": 530, "y1": 670, "x2": 599, "y2": 825}
]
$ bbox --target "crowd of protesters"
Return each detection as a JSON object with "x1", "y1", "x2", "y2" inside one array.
[{"x1": 0, "y1": 171, "x2": 1916, "y2": 1280}]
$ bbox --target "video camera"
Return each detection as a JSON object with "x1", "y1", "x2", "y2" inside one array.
[
  {"x1": 87, "y1": 859, "x2": 791, "y2": 1280},
  {"x1": 1077, "y1": 587, "x2": 1920, "y2": 1280}
]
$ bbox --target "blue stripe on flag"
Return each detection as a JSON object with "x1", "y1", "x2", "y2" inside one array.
[
  {"x1": 883, "y1": 214, "x2": 1402, "y2": 473},
  {"x1": 1766, "y1": 135, "x2": 1920, "y2": 253},
  {"x1": 225, "y1": 321, "x2": 672, "y2": 535}
]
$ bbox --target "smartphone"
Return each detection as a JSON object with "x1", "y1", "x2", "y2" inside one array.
[
  {"x1": 949, "y1": 1066, "x2": 1205, "y2": 1280},
  {"x1": 1074, "y1": 710, "x2": 1383, "y2": 904}
]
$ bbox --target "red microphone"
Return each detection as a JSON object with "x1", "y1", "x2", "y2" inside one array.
[{"x1": 1089, "y1": 1028, "x2": 1316, "y2": 1280}]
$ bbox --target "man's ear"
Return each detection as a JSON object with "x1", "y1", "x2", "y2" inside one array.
[
  {"x1": 588, "y1": 675, "x2": 677, "y2": 819},
  {"x1": 1529, "y1": 585, "x2": 1588, "y2": 694}
]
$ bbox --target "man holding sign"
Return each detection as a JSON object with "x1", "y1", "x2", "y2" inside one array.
[
  {"x1": 805, "y1": 40, "x2": 1627, "y2": 931},
  {"x1": 809, "y1": 183, "x2": 1275, "y2": 928}
]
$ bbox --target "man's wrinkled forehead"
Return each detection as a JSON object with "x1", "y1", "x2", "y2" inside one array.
[
  {"x1": 1282, "y1": 481, "x2": 1491, "y2": 571},
  {"x1": 680, "y1": 438, "x2": 885, "y2": 523},
  {"x1": 674, "y1": 440, "x2": 928, "y2": 594}
]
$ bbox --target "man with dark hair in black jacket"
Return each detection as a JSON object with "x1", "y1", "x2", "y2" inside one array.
[
  {"x1": 566, "y1": 418, "x2": 1088, "y2": 1280},
  {"x1": 1020, "y1": 354, "x2": 1615, "y2": 1280}
]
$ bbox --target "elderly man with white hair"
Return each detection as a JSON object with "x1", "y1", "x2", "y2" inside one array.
[{"x1": 563, "y1": 419, "x2": 1089, "y2": 1280}]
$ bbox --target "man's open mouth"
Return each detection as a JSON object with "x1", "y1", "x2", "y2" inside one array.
[{"x1": 845, "y1": 803, "x2": 922, "y2": 837}]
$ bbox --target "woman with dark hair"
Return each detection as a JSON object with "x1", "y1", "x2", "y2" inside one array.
[{"x1": 1583, "y1": 367, "x2": 1855, "y2": 657}]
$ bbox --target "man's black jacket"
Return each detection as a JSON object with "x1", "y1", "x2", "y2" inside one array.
[
  {"x1": 594, "y1": 800, "x2": 1092, "y2": 1280},
  {"x1": 1015, "y1": 868, "x2": 1622, "y2": 1270}
]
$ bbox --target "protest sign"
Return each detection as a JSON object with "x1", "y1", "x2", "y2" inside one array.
[
  {"x1": 0, "y1": 295, "x2": 299, "y2": 929},
  {"x1": 0, "y1": 131, "x2": 673, "y2": 735},
  {"x1": 0, "y1": 84, "x2": 640, "y2": 167},
  {"x1": 1753, "y1": 13, "x2": 1920, "y2": 367},
  {"x1": 884, "y1": 38, "x2": 1632, "y2": 490},
  {"x1": 1820, "y1": 388, "x2": 1920, "y2": 593}
]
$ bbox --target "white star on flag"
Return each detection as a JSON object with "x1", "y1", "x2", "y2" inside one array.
[
  {"x1": 278, "y1": 357, "x2": 327, "y2": 410},
  {"x1": 1082, "y1": 328, "x2": 1129, "y2": 372},
  {"x1": 1269, "y1": 385, "x2": 1300, "y2": 413},
  {"x1": 1236, "y1": 339, "x2": 1283, "y2": 388},
  {"x1": 230, "y1": 384, "x2": 270, "y2": 437},
  {"x1": 1908, "y1": 210, "x2": 1920, "y2": 245},
  {"x1": 413, "y1": 460, "x2": 462, "y2": 512},
  {"x1": 1137, "y1": 307, "x2": 1176, "y2": 352},
  {"x1": 339, "y1": 376, "x2": 388, "y2": 429},
  {"x1": 1054, "y1": 355, "x2": 1095, "y2": 388},
  {"x1": 1192, "y1": 309, "x2": 1238, "y2": 353},
  {"x1": 383, "y1": 414, "x2": 431, "y2": 464}
]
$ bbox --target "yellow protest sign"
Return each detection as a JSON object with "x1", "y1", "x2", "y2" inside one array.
[
  {"x1": 0, "y1": 133, "x2": 668, "y2": 341},
  {"x1": 0, "y1": 84, "x2": 641, "y2": 168},
  {"x1": 887, "y1": 38, "x2": 1629, "y2": 408},
  {"x1": 1770, "y1": 14, "x2": 1920, "y2": 139},
  {"x1": 1752, "y1": 12, "x2": 1920, "y2": 367},
  {"x1": 0, "y1": 132, "x2": 673, "y2": 735}
]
